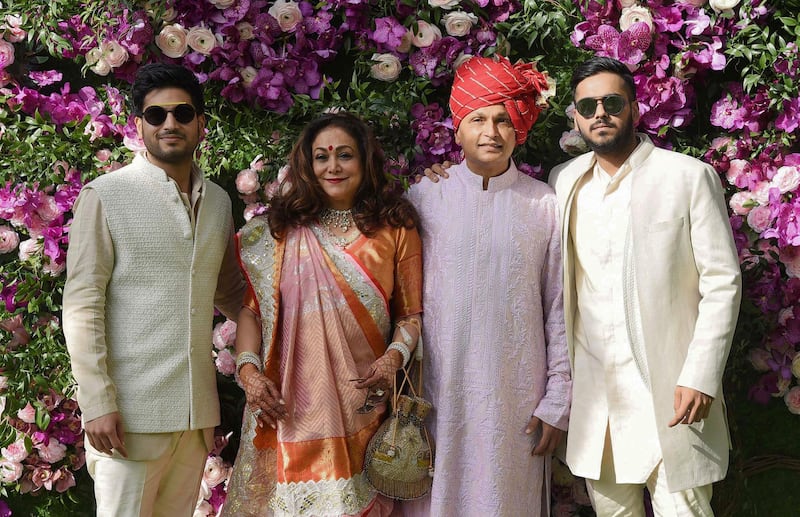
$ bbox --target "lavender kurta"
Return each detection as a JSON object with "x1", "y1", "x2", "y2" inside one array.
[{"x1": 403, "y1": 162, "x2": 571, "y2": 517}]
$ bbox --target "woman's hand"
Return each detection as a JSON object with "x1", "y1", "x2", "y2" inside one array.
[
  {"x1": 239, "y1": 364, "x2": 287, "y2": 429},
  {"x1": 353, "y1": 350, "x2": 403, "y2": 391}
]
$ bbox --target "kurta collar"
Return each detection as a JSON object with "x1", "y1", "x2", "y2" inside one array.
[
  {"x1": 458, "y1": 160, "x2": 520, "y2": 192},
  {"x1": 133, "y1": 152, "x2": 204, "y2": 195}
]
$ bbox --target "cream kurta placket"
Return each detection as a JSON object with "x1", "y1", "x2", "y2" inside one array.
[{"x1": 570, "y1": 155, "x2": 660, "y2": 483}]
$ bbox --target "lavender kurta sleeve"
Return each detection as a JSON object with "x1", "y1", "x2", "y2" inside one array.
[{"x1": 532, "y1": 193, "x2": 571, "y2": 431}]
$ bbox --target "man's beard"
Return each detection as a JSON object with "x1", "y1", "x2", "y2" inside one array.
[{"x1": 581, "y1": 115, "x2": 636, "y2": 155}]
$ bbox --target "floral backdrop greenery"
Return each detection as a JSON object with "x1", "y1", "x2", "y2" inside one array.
[{"x1": 0, "y1": 0, "x2": 799, "y2": 515}]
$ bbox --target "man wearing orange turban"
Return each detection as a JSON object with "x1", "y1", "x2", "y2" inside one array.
[{"x1": 403, "y1": 55, "x2": 571, "y2": 516}]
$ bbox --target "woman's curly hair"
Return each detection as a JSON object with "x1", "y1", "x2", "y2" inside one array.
[{"x1": 268, "y1": 112, "x2": 419, "y2": 239}]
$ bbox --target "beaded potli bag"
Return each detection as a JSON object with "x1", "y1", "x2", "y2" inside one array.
[{"x1": 363, "y1": 345, "x2": 434, "y2": 500}]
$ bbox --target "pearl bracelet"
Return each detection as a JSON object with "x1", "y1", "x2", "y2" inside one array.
[{"x1": 387, "y1": 341, "x2": 411, "y2": 368}]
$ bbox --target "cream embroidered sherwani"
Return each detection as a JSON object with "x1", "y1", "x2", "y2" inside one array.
[{"x1": 549, "y1": 135, "x2": 742, "y2": 492}]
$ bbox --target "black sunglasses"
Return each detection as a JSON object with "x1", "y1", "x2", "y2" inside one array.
[
  {"x1": 142, "y1": 103, "x2": 197, "y2": 125},
  {"x1": 575, "y1": 94, "x2": 627, "y2": 118}
]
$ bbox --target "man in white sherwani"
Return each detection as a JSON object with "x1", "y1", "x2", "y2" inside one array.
[{"x1": 549, "y1": 56, "x2": 742, "y2": 516}]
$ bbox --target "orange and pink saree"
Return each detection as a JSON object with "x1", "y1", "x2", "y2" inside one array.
[{"x1": 222, "y1": 217, "x2": 422, "y2": 517}]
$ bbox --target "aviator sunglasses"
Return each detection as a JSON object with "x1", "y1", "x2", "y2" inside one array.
[
  {"x1": 142, "y1": 103, "x2": 197, "y2": 125},
  {"x1": 575, "y1": 94, "x2": 626, "y2": 119}
]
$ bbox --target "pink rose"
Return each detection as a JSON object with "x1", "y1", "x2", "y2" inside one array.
[
  {"x1": 36, "y1": 439, "x2": 67, "y2": 463},
  {"x1": 235, "y1": 168, "x2": 261, "y2": 195},
  {"x1": 747, "y1": 348, "x2": 771, "y2": 372},
  {"x1": 0, "y1": 459, "x2": 23, "y2": 483},
  {"x1": 212, "y1": 320, "x2": 237, "y2": 350},
  {"x1": 268, "y1": 0, "x2": 303, "y2": 32},
  {"x1": 725, "y1": 159, "x2": 751, "y2": 186},
  {"x1": 751, "y1": 181, "x2": 771, "y2": 205},
  {"x1": 442, "y1": 11, "x2": 478, "y2": 37},
  {"x1": 409, "y1": 20, "x2": 442, "y2": 48},
  {"x1": 186, "y1": 26, "x2": 217, "y2": 55},
  {"x1": 0, "y1": 39, "x2": 14, "y2": 69},
  {"x1": 746, "y1": 205, "x2": 772, "y2": 233},
  {"x1": 203, "y1": 455, "x2": 230, "y2": 488},
  {"x1": 102, "y1": 40, "x2": 128, "y2": 68},
  {"x1": 17, "y1": 402, "x2": 36, "y2": 424},
  {"x1": 2, "y1": 15, "x2": 26, "y2": 42},
  {"x1": 619, "y1": 6, "x2": 653, "y2": 32},
  {"x1": 771, "y1": 165, "x2": 800, "y2": 194},
  {"x1": 36, "y1": 196, "x2": 62, "y2": 223},
  {"x1": 779, "y1": 246, "x2": 800, "y2": 279},
  {"x1": 156, "y1": 24, "x2": 188, "y2": 59},
  {"x1": 784, "y1": 386, "x2": 800, "y2": 414},
  {"x1": 728, "y1": 191, "x2": 753, "y2": 215},
  {"x1": 2, "y1": 436, "x2": 28, "y2": 462},
  {"x1": 215, "y1": 349, "x2": 236, "y2": 376},
  {"x1": 0, "y1": 225, "x2": 19, "y2": 254}
]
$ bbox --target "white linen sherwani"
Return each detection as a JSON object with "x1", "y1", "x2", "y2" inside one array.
[{"x1": 549, "y1": 135, "x2": 742, "y2": 492}]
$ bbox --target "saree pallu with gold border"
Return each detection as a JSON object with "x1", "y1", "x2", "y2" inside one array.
[{"x1": 222, "y1": 216, "x2": 422, "y2": 517}]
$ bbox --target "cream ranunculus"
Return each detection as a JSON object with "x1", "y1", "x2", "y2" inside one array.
[
  {"x1": 708, "y1": 0, "x2": 740, "y2": 12},
  {"x1": 156, "y1": 24, "x2": 188, "y2": 58},
  {"x1": 268, "y1": 0, "x2": 303, "y2": 33},
  {"x1": 618, "y1": 0, "x2": 637, "y2": 6},
  {"x1": 792, "y1": 352, "x2": 800, "y2": 380},
  {"x1": 186, "y1": 26, "x2": 217, "y2": 55},
  {"x1": 370, "y1": 53, "x2": 402, "y2": 82},
  {"x1": 409, "y1": 20, "x2": 442, "y2": 48},
  {"x1": 237, "y1": 21, "x2": 255, "y2": 40},
  {"x1": 86, "y1": 48, "x2": 111, "y2": 76},
  {"x1": 452, "y1": 52, "x2": 473, "y2": 70},
  {"x1": 209, "y1": 0, "x2": 236, "y2": 8},
  {"x1": 619, "y1": 6, "x2": 653, "y2": 32},
  {"x1": 240, "y1": 66, "x2": 258, "y2": 87},
  {"x1": 428, "y1": 0, "x2": 460, "y2": 8},
  {"x1": 102, "y1": 40, "x2": 129, "y2": 68},
  {"x1": 442, "y1": 11, "x2": 478, "y2": 37}
]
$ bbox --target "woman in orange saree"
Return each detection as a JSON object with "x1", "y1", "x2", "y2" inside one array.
[{"x1": 221, "y1": 113, "x2": 423, "y2": 517}]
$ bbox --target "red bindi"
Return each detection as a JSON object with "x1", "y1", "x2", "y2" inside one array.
[{"x1": 328, "y1": 145, "x2": 333, "y2": 151}]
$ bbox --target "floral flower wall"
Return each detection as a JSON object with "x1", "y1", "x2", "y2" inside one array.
[{"x1": 0, "y1": 0, "x2": 798, "y2": 515}]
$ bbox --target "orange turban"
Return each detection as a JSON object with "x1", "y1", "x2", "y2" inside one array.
[{"x1": 449, "y1": 55, "x2": 550, "y2": 145}]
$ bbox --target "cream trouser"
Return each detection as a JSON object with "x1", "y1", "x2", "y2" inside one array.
[
  {"x1": 586, "y1": 430, "x2": 713, "y2": 517},
  {"x1": 86, "y1": 429, "x2": 210, "y2": 517}
]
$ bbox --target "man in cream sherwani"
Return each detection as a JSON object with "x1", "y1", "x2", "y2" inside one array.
[
  {"x1": 63, "y1": 64, "x2": 245, "y2": 516},
  {"x1": 548, "y1": 57, "x2": 742, "y2": 516}
]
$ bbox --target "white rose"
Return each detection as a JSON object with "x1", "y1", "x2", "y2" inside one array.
[
  {"x1": 442, "y1": 11, "x2": 478, "y2": 37},
  {"x1": 409, "y1": 20, "x2": 442, "y2": 48},
  {"x1": 619, "y1": 6, "x2": 653, "y2": 32},
  {"x1": 771, "y1": 165, "x2": 800, "y2": 194},
  {"x1": 559, "y1": 129, "x2": 589, "y2": 156},
  {"x1": 237, "y1": 21, "x2": 255, "y2": 40},
  {"x1": 428, "y1": 0, "x2": 460, "y2": 9},
  {"x1": 186, "y1": 26, "x2": 217, "y2": 55},
  {"x1": 156, "y1": 24, "x2": 188, "y2": 59},
  {"x1": 240, "y1": 66, "x2": 258, "y2": 87},
  {"x1": 708, "y1": 0, "x2": 740, "y2": 12},
  {"x1": 370, "y1": 53, "x2": 402, "y2": 82},
  {"x1": 268, "y1": 0, "x2": 303, "y2": 33},
  {"x1": 101, "y1": 40, "x2": 128, "y2": 68}
]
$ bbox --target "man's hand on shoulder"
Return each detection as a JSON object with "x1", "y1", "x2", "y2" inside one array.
[
  {"x1": 413, "y1": 161, "x2": 453, "y2": 184},
  {"x1": 85, "y1": 412, "x2": 128, "y2": 457}
]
